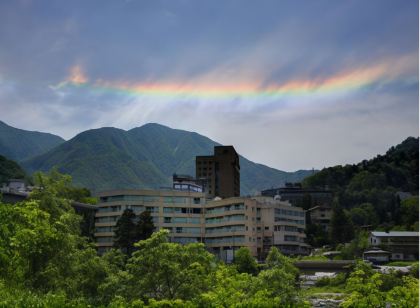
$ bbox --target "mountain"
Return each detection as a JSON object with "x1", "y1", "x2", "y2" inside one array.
[
  {"x1": 0, "y1": 155, "x2": 26, "y2": 184},
  {"x1": 302, "y1": 137, "x2": 419, "y2": 227},
  {"x1": 0, "y1": 120, "x2": 65, "y2": 161},
  {"x1": 302, "y1": 137, "x2": 419, "y2": 194},
  {"x1": 23, "y1": 123, "x2": 314, "y2": 195}
]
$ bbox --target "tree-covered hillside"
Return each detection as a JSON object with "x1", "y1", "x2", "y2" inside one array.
[
  {"x1": 303, "y1": 137, "x2": 419, "y2": 230},
  {"x1": 0, "y1": 120, "x2": 65, "y2": 162},
  {"x1": 0, "y1": 155, "x2": 26, "y2": 184},
  {"x1": 23, "y1": 123, "x2": 314, "y2": 194}
]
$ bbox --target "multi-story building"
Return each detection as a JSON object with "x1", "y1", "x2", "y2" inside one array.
[
  {"x1": 256, "y1": 196, "x2": 309, "y2": 256},
  {"x1": 307, "y1": 205, "x2": 333, "y2": 231},
  {"x1": 95, "y1": 189, "x2": 206, "y2": 254},
  {"x1": 205, "y1": 196, "x2": 309, "y2": 262},
  {"x1": 172, "y1": 174, "x2": 206, "y2": 193},
  {"x1": 196, "y1": 146, "x2": 240, "y2": 199},
  {"x1": 94, "y1": 189, "x2": 309, "y2": 260},
  {"x1": 204, "y1": 197, "x2": 260, "y2": 261},
  {"x1": 261, "y1": 183, "x2": 333, "y2": 208},
  {"x1": 367, "y1": 231, "x2": 419, "y2": 261}
]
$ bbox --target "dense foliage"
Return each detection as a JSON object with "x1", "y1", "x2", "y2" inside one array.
[
  {"x1": 0, "y1": 154, "x2": 27, "y2": 184},
  {"x1": 0, "y1": 170, "x2": 418, "y2": 307},
  {"x1": 114, "y1": 208, "x2": 154, "y2": 255},
  {"x1": 341, "y1": 261, "x2": 419, "y2": 307},
  {"x1": 21, "y1": 123, "x2": 313, "y2": 194}
]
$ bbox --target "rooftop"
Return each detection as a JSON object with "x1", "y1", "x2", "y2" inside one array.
[{"x1": 371, "y1": 231, "x2": 419, "y2": 237}]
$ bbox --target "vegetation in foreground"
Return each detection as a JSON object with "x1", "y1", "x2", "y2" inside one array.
[{"x1": 0, "y1": 170, "x2": 418, "y2": 307}]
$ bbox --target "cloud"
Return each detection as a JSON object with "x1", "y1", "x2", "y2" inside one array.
[
  {"x1": 68, "y1": 65, "x2": 88, "y2": 84},
  {"x1": 0, "y1": 0, "x2": 417, "y2": 171}
]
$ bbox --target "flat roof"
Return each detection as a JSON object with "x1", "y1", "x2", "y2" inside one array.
[
  {"x1": 364, "y1": 249, "x2": 391, "y2": 254},
  {"x1": 96, "y1": 188, "x2": 205, "y2": 197},
  {"x1": 372, "y1": 231, "x2": 419, "y2": 237}
]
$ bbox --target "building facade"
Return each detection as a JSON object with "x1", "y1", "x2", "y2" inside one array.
[
  {"x1": 204, "y1": 197, "x2": 260, "y2": 262},
  {"x1": 256, "y1": 196, "x2": 309, "y2": 257},
  {"x1": 95, "y1": 189, "x2": 308, "y2": 260},
  {"x1": 261, "y1": 183, "x2": 333, "y2": 208},
  {"x1": 172, "y1": 174, "x2": 206, "y2": 193},
  {"x1": 368, "y1": 231, "x2": 419, "y2": 261},
  {"x1": 196, "y1": 146, "x2": 240, "y2": 199},
  {"x1": 307, "y1": 205, "x2": 333, "y2": 231},
  {"x1": 95, "y1": 189, "x2": 206, "y2": 254}
]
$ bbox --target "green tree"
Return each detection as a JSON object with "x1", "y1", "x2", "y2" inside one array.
[
  {"x1": 385, "y1": 276, "x2": 419, "y2": 307},
  {"x1": 135, "y1": 210, "x2": 154, "y2": 242},
  {"x1": 349, "y1": 202, "x2": 378, "y2": 227},
  {"x1": 400, "y1": 196, "x2": 419, "y2": 230},
  {"x1": 114, "y1": 209, "x2": 137, "y2": 255},
  {"x1": 256, "y1": 266, "x2": 299, "y2": 305},
  {"x1": 252, "y1": 247, "x2": 301, "y2": 305},
  {"x1": 329, "y1": 202, "x2": 354, "y2": 246},
  {"x1": 0, "y1": 170, "x2": 109, "y2": 301},
  {"x1": 305, "y1": 223, "x2": 329, "y2": 247},
  {"x1": 265, "y1": 246, "x2": 298, "y2": 277},
  {"x1": 127, "y1": 229, "x2": 216, "y2": 301},
  {"x1": 0, "y1": 154, "x2": 26, "y2": 185},
  {"x1": 342, "y1": 260, "x2": 420, "y2": 308},
  {"x1": 341, "y1": 261, "x2": 385, "y2": 308},
  {"x1": 339, "y1": 231, "x2": 369, "y2": 259},
  {"x1": 195, "y1": 265, "x2": 258, "y2": 307},
  {"x1": 233, "y1": 247, "x2": 258, "y2": 275}
]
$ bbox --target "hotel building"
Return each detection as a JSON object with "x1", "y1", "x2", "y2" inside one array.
[
  {"x1": 196, "y1": 146, "x2": 240, "y2": 199},
  {"x1": 95, "y1": 190, "x2": 308, "y2": 260},
  {"x1": 95, "y1": 189, "x2": 206, "y2": 255}
]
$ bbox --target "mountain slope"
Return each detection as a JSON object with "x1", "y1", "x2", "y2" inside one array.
[
  {"x1": 0, "y1": 120, "x2": 65, "y2": 161},
  {"x1": 24, "y1": 127, "x2": 169, "y2": 191},
  {"x1": 302, "y1": 137, "x2": 419, "y2": 194},
  {"x1": 0, "y1": 155, "x2": 26, "y2": 184},
  {"x1": 302, "y1": 137, "x2": 419, "y2": 227},
  {"x1": 23, "y1": 123, "x2": 315, "y2": 194}
]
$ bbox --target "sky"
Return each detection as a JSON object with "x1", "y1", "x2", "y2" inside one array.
[{"x1": 0, "y1": 0, "x2": 418, "y2": 171}]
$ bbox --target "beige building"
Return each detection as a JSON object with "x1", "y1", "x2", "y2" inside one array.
[
  {"x1": 256, "y1": 196, "x2": 309, "y2": 257},
  {"x1": 204, "y1": 197, "x2": 261, "y2": 261},
  {"x1": 95, "y1": 189, "x2": 206, "y2": 254},
  {"x1": 94, "y1": 189, "x2": 308, "y2": 260}
]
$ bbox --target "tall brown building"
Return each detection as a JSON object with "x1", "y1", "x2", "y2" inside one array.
[{"x1": 196, "y1": 146, "x2": 240, "y2": 198}]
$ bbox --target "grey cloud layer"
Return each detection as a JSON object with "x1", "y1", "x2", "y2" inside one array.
[{"x1": 0, "y1": 0, "x2": 418, "y2": 170}]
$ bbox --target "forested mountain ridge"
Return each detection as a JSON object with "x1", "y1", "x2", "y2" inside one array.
[
  {"x1": 22, "y1": 123, "x2": 314, "y2": 194},
  {"x1": 0, "y1": 120, "x2": 65, "y2": 161},
  {"x1": 303, "y1": 137, "x2": 419, "y2": 230},
  {"x1": 303, "y1": 137, "x2": 418, "y2": 194}
]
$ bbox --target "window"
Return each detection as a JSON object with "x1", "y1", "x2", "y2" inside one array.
[
  {"x1": 146, "y1": 206, "x2": 158, "y2": 213},
  {"x1": 173, "y1": 217, "x2": 187, "y2": 223},
  {"x1": 284, "y1": 235, "x2": 297, "y2": 242},
  {"x1": 192, "y1": 208, "x2": 202, "y2": 214},
  {"x1": 164, "y1": 217, "x2": 172, "y2": 223}
]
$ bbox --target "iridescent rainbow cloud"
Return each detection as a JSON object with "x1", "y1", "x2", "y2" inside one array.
[{"x1": 56, "y1": 57, "x2": 416, "y2": 100}]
